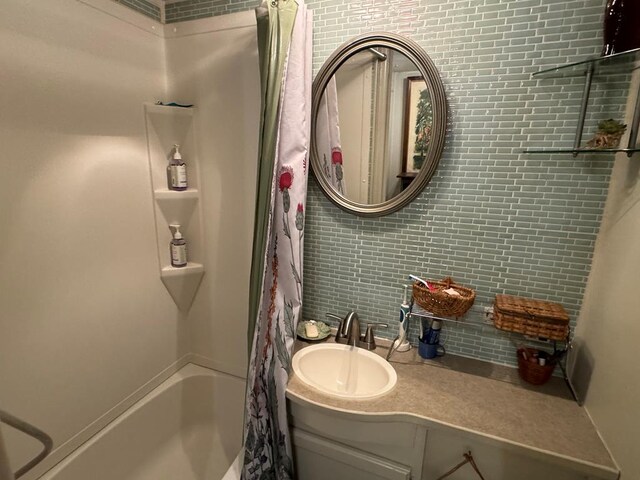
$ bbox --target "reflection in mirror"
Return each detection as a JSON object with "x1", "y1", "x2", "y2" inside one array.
[
  {"x1": 315, "y1": 47, "x2": 434, "y2": 205},
  {"x1": 311, "y1": 33, "x2": 447, "y2": 217}
]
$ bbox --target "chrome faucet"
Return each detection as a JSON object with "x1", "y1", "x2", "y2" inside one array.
[
  {"x1": 341, "y1": 311, "x2": 361, "y2": 346},
  {"x1": 326, "y1": 311, "x2": 388, "y2": 350}
]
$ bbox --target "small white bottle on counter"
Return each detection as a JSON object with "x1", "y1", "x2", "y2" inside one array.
[{"x1": 169, "y1": 224, "x2": 187, "y2": 268}]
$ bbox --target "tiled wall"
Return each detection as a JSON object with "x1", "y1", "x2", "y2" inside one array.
[
  {"x1": 298, "y1": 0, "x2": 627, "y2": 368},
  {"x1": 164, "y1": 0, "x2": 255, "y2": 23},
  {"x1": 127, "y1": 0, "x2": 630, "y2": 367},
  {"x1": 114, "y1": 0, "x2": 161, "y2": 21}
]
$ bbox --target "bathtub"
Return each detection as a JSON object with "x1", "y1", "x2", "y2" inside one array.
[{"x1": 38, "y1": 364, "x2": 245, "y2": 480}]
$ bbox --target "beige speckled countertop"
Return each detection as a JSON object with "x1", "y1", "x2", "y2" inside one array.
[{"x1": 287, "y1": 336, "x2": 618, "y2": 479}]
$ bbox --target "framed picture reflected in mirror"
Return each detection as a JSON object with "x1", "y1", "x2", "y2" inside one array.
[{"x1": 402, "y1": 76, "x2": 433, "y2": 174}]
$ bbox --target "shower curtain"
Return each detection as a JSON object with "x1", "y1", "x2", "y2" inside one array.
[
  {"x1": 243, "y1": 0, "x2": 311, "y2": 479},
  {"x1": 316, "y1": 77, "x2": 345, "y2": 195}
]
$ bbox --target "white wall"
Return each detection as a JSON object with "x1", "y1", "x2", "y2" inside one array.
[
  {"x1": 0, "y1": 0, "x2": 188, "y2": 473},
  {"x1": 164, "y1": 12, "x2": 261, "y2": 378},
  {"x1": 571, "y1": 72, "x2": 640, "y2": 478}
]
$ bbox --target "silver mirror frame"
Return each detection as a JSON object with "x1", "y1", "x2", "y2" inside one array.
[{"x1": 311, "y1": 32, "x2": 448, "y2": 217}]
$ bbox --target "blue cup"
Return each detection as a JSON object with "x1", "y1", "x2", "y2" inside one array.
[{"x1": 419, "y1": 340, "x2": 445, "y2": 359}]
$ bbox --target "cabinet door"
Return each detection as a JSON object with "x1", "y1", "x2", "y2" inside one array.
[
  {"x1": 293, "y1": 428, "x2": 412, "y2": 480},
  {"x1": 289, "y1": 399, "x2": 427, "y2": 477},
  {"x1": 423, "y1": 428, "x2": 590, "y2": 480}
]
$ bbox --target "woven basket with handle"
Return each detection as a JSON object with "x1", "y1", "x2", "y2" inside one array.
[
  {"x1": 412, "y1": 277, "x2": 475, "y2": 317},
  {"x1": 493, "y1": 294, "x2": 569, "y2": 341}
]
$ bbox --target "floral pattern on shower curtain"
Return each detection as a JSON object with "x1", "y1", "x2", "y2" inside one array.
[
  {"x1": 242, "y1": 1, "x2": 311, "y2": 479},
  {"x1": 316, "y1": 76, "x2": 345, "y2": 195}
]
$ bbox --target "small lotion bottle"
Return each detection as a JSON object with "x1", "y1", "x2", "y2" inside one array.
[
  {"x1": 169, "y1": 224, "x2": 187, "y2": 268},
  {"x1": 167, "y1": 144, "x2": 187, "y2": 191}
]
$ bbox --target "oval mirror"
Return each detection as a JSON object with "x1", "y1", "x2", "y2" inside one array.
[{"x1": 311, "y1": 33, "x2": 447, "y2": 217}]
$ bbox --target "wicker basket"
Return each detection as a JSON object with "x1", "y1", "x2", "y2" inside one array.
[
  {"x1": 412, "y1": 277, "x2": 476, "y2": 317},
  {"x1": 517, "y1": 348, "x2": 556, "y2": 385},
  {"x1": 493, "y1": 295, "x2": 569, "y2": 341}
]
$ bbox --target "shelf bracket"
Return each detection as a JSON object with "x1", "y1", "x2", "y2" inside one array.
[
  {"x1": 626, "y1": 77, "x2": 640, "y2": 156},
  {"x1": 573, "y1": 64, "x2": 594, "y2": 157}
]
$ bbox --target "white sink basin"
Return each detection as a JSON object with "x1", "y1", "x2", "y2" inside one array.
[{"x1": 291, "y1": 343, "x2": 397, "y2": 400}]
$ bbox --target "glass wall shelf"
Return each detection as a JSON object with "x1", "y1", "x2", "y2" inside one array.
[
  {"x1": 524, "y1": 48, "x2": 640, "y2": 158},
  {"x1": 522, "y1": 148, "x2": 640, "y2": 155},
  {"x1": 532, "y1": 47, "x2": 640, "y2": 78}
]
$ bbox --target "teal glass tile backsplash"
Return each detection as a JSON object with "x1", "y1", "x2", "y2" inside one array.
[
  {"x1": 114, "y1": 0, "x2": 161, "y2": 21},
  {"x1": 165, "y1": 0, "x2": 255, "y2": 22},
  {"x1": 301, "y1": 0, "x2": 626, "y2": 368},
  {"x1": 132, "y1": 0, "x2": 629, "y2": 367}
]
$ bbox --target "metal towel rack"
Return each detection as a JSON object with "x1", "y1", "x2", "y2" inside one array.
[{"x1": 0, "y1": 409, "x2": 53, "y2": 479}]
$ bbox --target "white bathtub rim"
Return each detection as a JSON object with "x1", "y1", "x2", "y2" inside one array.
[
  {"x1": 221, "y1": 449, "x2": 244, "y2": 480},
  {"x1": 35, "y1": 360, "x2": 246, "y2": 480}
]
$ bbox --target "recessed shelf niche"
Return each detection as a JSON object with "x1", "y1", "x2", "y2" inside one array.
[{"x1": 144, "y1": 102, "x2": 205, "y2": 311}]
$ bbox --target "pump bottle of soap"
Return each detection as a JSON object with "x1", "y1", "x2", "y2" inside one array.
[
  {"x1": 169, "y1": 224, "x2": 187, "y2": 268},
  {"x1": 167, "y1": 144, "x2": 187, "y2": 191},
  {"x1": 392, "y1": 285, "x2": 412, "y2": 352}
]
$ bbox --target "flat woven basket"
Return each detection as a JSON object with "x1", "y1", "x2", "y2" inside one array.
[
  {"x1": 412, "y1": 277, "x2": 476, "y2": 317},
  {"x1": 493, "y1": 294, "x2": 569, "y2": 341}
]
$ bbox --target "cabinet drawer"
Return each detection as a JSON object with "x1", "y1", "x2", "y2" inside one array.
[
  {"x1": 289, "y1": 402, "x2": 419, "y2": 448},
  {"x1": 293, "y1": 428, "x2": 412, "y2": 480}
]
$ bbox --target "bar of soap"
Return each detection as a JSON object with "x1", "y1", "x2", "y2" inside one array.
[{"x1": 305, "y1": 322, "x2": 319, "y2": 338}]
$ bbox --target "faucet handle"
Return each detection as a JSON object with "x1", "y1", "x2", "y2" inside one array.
[
  {"x1": 326, "y1": 313, "x2": 344, "y2": 323},
  {"x1": 326, "y1": 313, "x2": 346, "y2": 341},
  {"x1": 362, "y1": 323, "x2": 388, "y2": 350}
]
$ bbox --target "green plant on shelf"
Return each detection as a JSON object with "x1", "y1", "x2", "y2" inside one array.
[{"x1": 585, "y1": 118, "x2": 627, "y2": 149}]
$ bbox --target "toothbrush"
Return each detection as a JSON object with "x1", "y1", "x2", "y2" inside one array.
[{"x1": 409, "y1": 274, "x2": 437, "y2": 291}]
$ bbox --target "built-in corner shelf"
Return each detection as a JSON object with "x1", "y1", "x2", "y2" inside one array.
[
  {"x1": 143, "y1": 102, "x2": 205, "y2": 311},
  {"x1": 153, "y1": 188, "x2": 200, "y2": 200},
  {"x1": 144, "y1": 103, "x2": 195, "y2": 117},
  {"x1": 161, "y1": 262, "x2": 204, "y2": 277},
  {"x1": 523, "y1": 47, "x2": 640, "y2": 158}
]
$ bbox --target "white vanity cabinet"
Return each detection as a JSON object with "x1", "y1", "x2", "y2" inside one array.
[
  {"x1": 287, "y1": 341, "x2": 617, "y2": 480},
  {"x1": 288, "y1": 399, "x2": 615, "y2": 480},
  {"x1": 289, "y1": 402, "x2": 427, "y2": 480}
]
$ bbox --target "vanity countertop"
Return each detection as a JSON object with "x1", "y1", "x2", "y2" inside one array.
[{"x1": 286, "y1": 336, "x2": 619, "y2": 479}]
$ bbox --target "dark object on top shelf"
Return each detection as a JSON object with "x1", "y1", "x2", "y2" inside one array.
[
  {"x1": 602, "y1": 0, "x2": 640, "y2": 56},
  {"x1": 494, "y1": 294, "x2": 569, "y2": 341},
  {"x1": 586, "y1": 118, "x2": 627, "y2": 149},
  {"x1": 412, "y1": 277, "x2": 475, "y2": 317}
]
